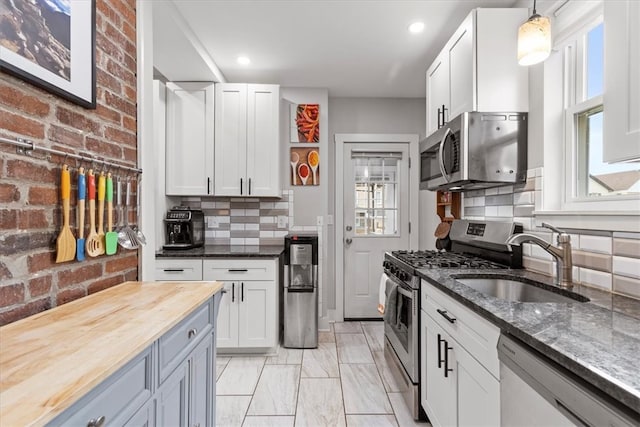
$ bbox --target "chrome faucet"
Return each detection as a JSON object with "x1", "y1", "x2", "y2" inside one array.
[{"x1": 507, "y1": 223, "x2": 573, "y2": 288}]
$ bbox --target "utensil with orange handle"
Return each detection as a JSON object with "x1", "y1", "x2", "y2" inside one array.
[{"x1": 55, "y1": 164, "x2": 75, "y2": 263}]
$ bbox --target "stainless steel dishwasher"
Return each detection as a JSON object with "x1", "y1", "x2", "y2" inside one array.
[{"x1": 498, "y1": 334, "x2": 637, "y2": 426}]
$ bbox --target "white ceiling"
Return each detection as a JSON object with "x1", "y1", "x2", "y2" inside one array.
[{"x1": 154, "y1": 0, "x2": 520, "y2": 98}]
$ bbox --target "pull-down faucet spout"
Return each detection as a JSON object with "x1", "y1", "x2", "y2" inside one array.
[{"x1": 507, "y1": 223, "x2": 573, "y2": 288}]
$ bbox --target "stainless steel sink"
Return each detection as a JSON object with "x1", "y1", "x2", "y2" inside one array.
[{"x1": 456, "y1": 277, "x2": 588, "y2": 304}]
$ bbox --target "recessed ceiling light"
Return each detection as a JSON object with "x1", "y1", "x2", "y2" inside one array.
[
  {"x1": 237, "y1": 56, "x2": 251, "y2": 65},
  {"x1": 408, "y1": 22, "x2": 425, "y2": 34}
]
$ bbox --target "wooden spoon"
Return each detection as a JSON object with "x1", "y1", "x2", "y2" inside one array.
[
  {"x1": 55, "y1": 164, "x2": 75, "y2": 263},
  {"x1": 85, "y1": 170, "x2": 101, "y2": 257}
]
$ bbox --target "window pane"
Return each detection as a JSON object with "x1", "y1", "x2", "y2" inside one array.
[
  {"x1": 577, "y1": 109, "x2": 640, "y2": 197},
  {"x1": 586, "y1": 23, "x2": 603, "y2": 99}
]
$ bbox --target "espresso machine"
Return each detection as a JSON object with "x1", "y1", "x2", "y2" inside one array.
[
  {"x1": 283, "y1": 234, "x2": 318, "y2": 348},
  {"x1": 163, "y1": 207, "x2": 205, "y2": 250}
]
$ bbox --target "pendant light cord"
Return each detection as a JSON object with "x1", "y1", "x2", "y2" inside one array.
[{"x1": 532, "y1": 0, "x2": 537, "y2": 15}]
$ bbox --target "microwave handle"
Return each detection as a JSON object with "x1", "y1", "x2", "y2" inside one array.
[{"x1": 438, "y1": 127, "x2": 451, "y2": 183}]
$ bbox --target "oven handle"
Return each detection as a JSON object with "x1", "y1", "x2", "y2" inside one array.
[{"x1": 384, "y1": 273, "x2": 413, "y2": 298}]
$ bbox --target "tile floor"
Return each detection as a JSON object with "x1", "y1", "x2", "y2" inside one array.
[{"x1": 215, "y1": 321, "x2": 430, "y2": 426}]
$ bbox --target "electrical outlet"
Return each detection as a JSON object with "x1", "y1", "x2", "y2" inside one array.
[
  {"x1": 277, "y1": 216, "x2": 288, "y2": 228},
  {"x1": 207, "y1": 217, "x2": 219, "y2": 229}
]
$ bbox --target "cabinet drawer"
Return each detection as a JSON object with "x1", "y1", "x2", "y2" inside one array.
[
  {"x1": 50, "y1": 347, "x2": 153, "y2": 427},
  {"x1": 156, "y1": 259, "x2": 203, "y2": 281},
  {"x1": 203, "y1": 259, "x2": 276, "y2": 281},
  {"x1": 159, "y1": 299, "x2": 213, "y2": 383},
  {"x1": 421, "y1": 279, "x2": 500, "y2": 378}
]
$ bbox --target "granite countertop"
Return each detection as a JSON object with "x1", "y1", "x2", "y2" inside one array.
[
  {"x1": 0, "y1": 281, "x2": 223, "y2": 426},
  {"x1": 417, "y1": 267, "x2": 640, "y2": 415},
  {"x1": 156, "y1": 245, "x2": 285, "y2": 258}
]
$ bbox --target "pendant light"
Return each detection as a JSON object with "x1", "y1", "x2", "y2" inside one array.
[{"x1": 517, "y1": 0, "x2": 552, "y2": 66}]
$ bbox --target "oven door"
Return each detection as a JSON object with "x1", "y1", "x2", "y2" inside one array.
[{"x1": 383, "y1": 275, "x2": 419, "y2": 383}]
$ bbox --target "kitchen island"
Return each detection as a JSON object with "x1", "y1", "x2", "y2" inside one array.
[
  {"x1": 418, "y1": 268, "x2": 640, "y2": 417},
  {"x1": 0, "y1": 280, "x2": 224, "y2": 426}
]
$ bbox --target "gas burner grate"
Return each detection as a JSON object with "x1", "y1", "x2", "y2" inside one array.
[{"x1": 390, "y1": 250, "x2": 506, "y2": 270}]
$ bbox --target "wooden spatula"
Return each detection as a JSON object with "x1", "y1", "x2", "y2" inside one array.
[
  {"x1": 96, "y1": 172, "x2": 106, "y2": 255},
  {"x1": 85, "y1": 170, "x2": 101, "y2": 258},
  {"x1": 76, "y1": 167, "x2": 86, "y2": 261},
  {"x1": 56, "y1": 164, "x2": 75, "y2": 263},
  {"x1": 105, "y1": 173, "x2": 118, "y2": 255}
]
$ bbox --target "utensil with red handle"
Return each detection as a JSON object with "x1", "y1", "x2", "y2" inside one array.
[{"x1": 85, "y1": 170, "x2": 102, "y2": 257}]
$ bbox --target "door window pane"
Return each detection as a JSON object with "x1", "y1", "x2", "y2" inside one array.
[{"x1": 352, "y1": 155, "x2": 399, "y2": 235}]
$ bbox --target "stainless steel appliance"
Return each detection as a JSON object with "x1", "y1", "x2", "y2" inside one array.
[
  {"x1": 163, "y1": 206, "x2": 205, "y2": 250},
  {"x1": 383, "y1": 219, "x2": 523, "y2": 420},
  {"x1": 498, "y1": 333, "x2": 638, "y2": 426},
  {"x1": 420, "y1": 112, "x2": 528, "y2": 191},
  {"x1": 283, "y1": 234, "x2": 318, "y2": 349}
]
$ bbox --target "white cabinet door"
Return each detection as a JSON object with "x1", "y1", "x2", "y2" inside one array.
[
  {"x1": 422, "y1": 311, "x2": 457, "y2": 427},
  {"x1": 215, "y1": 83, "x2": 248, "y2": 196},
  {"x1": 426, "y1": 53, "x2": 450, "y2": 135},
  {"x1": 456, "y1": 340, "x2": 500, "y2": 426},
  {"x1": 238, "y1": 281, "x2": 276, "y2": 348},
  {"x1": 604, "y1": 0, "x2": 640, "y2": 162},
  {"x1": 216, "y1": 281, "x2": 239, "y2": 348},
  {"x1": 166, "y1": 82, "x2": 214, "y2": 196},
  {"x1": 246, "y1": 84, "x2": 281, "y2": 197},
  {"x1": 448, "y1": 13, "x2": 474, "y2": 120}
]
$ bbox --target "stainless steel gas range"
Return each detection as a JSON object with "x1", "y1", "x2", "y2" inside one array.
[{"x1": 382, "y1": 219, "x2": 523, "y2": 420}]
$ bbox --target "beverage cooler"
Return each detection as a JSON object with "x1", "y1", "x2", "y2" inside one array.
[{"x1": 283, "y1": 234, "x2": 318, "y2": 348}]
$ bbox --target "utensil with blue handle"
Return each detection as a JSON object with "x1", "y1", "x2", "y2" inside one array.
[{"x1": 76, "y1": 167, "x2": 86, "y2": 261}]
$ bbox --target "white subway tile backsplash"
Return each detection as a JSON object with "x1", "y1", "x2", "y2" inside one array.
[
  {"x1": 230, "y1": 209, "x2": 245, "y2": 216},
  {"x1": 485, "y1": 206, "x2": 498, "y2": 216},
  {"x1": 231, "y1": 238, "x2": 245, "y2": 245},
  {"x1": 260, "y1": 231, "x2": 275, "y2": 238},
  {"x1": 579, "y1": 268, "x2": 612, "y2": 291},
  {"x1": 513, "y1": 217, "x2": 533, "y2": 231},
  {"x1": 216, "y1": 201, "x2": 230, "y2": 209},
  {"x1": 216, "y1": 230, "x2": 230, "y2": 238},
  {"x1": 613, "y1": 256, "x2": 640, "y2": 279},
  {"x1": 527, "y1": 169, "x2": 535, "y2": 178},
  {"x1": 485, "y1": 188, "x2": 499, "y2": 196},
  {"x1": 275, "y1": 231, "x2": 289, "y2": 237},
  {"x1": 245, "y1": 209, "x2": 260, "y2": 216},
  {"x1": 246, "y1": 223, "x2": 260, "y2": 231},
  {"x1": 218, "y1": 216, "x2": 230, "y2": 223},
  {"x1": 245, "y1": 238, "x2": 259, "y2": 245},
  {"x1": 534, "y1": 177, "x2": 543, "y2": 191},
  {"x1": 205, "y1": 230, "x2": 214, "y2": 238},
  {"x1": 201, "y1": 201, "x2": 216, "y2": 209},
  {"x1": 579, "y1": 235, "x2": 612, "y2": 255},
  {"x1": 534, "y1": 190, "x2": 543, "y2": 210},
  {"x1": 498, "y1": 185, "x2": 513, "y2": 195},
  {"x1": 274, "y1": 202, "x2": 289, "y2": 209},
  {"x1": 464, "y1": 197, "x2": 475, "y2": 207},
  {"x1": 514, "y1": 192, "x2": 534, "y2": 205},
  {"x1": 260, "y1": 202, "x2": 275, "y2": 209},
  {"x1": 230, "y1": 223, "x2": 245, "y2": 231},
  {"x1": 260, "y1": 216, "x2": 275, "y2": 224},
  {"x1": 498, "y1": 205, "x2": 514, "y2": 217},
  {"x1": 529, "y1": 244, "x2": 553, "y2": 261}
]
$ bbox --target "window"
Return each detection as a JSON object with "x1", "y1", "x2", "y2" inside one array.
[
  {"x1": 565, "y1": 20, "x2": 639, "y2": 201},
  {"x1": 353, "y1": 156, "x2": 398, "y2": 235}
]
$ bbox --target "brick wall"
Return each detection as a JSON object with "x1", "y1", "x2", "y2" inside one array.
[{"x1": 0, "y1": 0, "x2": 138, "y2": 325}]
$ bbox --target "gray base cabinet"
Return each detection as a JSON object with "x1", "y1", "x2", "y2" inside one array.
[{"x1": 47, "y1": 293, "x2": 220, "y2": 427}]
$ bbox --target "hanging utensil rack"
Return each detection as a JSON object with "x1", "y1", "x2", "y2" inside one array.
[{"x1": 0, "y1": 136, "x2": 143, "y2": 174}]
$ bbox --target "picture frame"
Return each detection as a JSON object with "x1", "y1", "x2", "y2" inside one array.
[{"x1": 0, "y1": 0, "x2": 96, "y2": 109}]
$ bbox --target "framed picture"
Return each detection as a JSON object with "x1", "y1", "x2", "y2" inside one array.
[
  {"x1": 0, "y1": 0, "x2": 96, "y2": 109},
  {"x1": 290, "y1": 104, "x2": 319, "y2": 142},
  {"x1": 290, "y1": 147, "x2": 319, "y2": 186}
]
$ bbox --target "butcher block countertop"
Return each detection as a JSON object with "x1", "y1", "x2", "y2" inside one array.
[{"x1": 0, "y1": 280, "x2": 223, "y2": 427}]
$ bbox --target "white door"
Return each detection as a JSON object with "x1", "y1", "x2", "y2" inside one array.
[
  {"x1": 214, "y1": 83, "x2": 247, "y2": 196},
  {"x1": 216, "y1": 281, "x2": 239, "y2": 348},
  {"x1": 238, "y1": 281, "x2": 276, "y2": 347},
  {"x1": 246, "y1": 84, "x2": 280, "y2": 197},
  {"x1": 343, "y1": 143, "x2": 410, "y2": 318}
]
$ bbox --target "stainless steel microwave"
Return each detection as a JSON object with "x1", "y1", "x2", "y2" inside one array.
[{"x1": 419, "y1": 112, "x2": 528, "y2": 191}]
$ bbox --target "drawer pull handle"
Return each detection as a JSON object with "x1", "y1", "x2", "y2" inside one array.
[
  {"x1": 228, "y1": 269, "x2": 248, "y2": 272},
  {"x1": 87, "y1": 416, "x2": 105, "y2": 427},
  {"x1": 188, "y1": 328, "x2": 197, "y2": 339},
  {"x1": 436, "y1": 309, "x2": 456, "y2": 324},
  {"x1": 164, "y1": 269, "x2": 184, "y2": 272}
]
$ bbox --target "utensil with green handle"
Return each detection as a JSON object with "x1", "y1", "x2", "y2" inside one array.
[
  {"x1": 105, "y1": 173, "x2": 118, "y2": 255},
  {"x1": 76, "y1": 167, "x2": 86, "y2": 261}
]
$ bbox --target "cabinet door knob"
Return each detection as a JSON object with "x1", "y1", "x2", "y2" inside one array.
[
  {"x1": 87, "y1": 415, "x2": 105, "y2": 427},
  {"x1": 188, "y1": 328, "x2": 197, "y2": 339}
]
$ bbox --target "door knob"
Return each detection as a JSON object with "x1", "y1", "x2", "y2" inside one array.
[
  {"x1": 346, "y1": 225, "x2": 352, "y2": 231},
  {"x1": 345, "y1": 238, "x2": 353, "y2": 245}
]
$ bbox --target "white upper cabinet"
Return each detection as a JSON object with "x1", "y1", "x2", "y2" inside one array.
[
  {"x1": 165, "y1": 82, "x2": 215, "y2": 196},
  {"x1": 604, "y1": 0, "x2": 640, "y2": 163},
  {"x1": 215, "y1": 84, "x2": 280, "y2": 197},
  {"x1": 426, "y1": 8, "x2": 529, "y2": 136}
]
